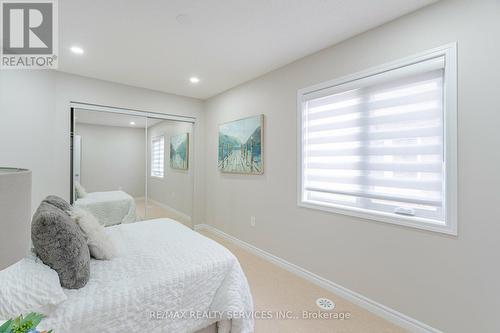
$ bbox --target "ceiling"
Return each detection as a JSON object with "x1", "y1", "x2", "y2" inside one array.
[{"x1": 59, "y1": 0, "x2": 437, "y2": 99}]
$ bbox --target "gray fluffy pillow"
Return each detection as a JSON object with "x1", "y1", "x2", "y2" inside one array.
[
  {"x1": 31, "y1": 200, "x2": 90, "y2": 289},
  {"x1": 42, "y1": 195, "x2": 72, "y2": 213}
]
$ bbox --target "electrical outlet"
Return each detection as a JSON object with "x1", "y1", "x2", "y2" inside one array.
[{"x1": 250, "y1": 216, "x2": 256, "y2": 227}]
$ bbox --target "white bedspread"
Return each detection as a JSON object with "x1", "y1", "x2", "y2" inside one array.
[
  {"x1": 74, "y1": 191, "x2": 137, "y2": 226},
  {"x1": 41, "y1": 219, "x2": 254, "y2": 333}
]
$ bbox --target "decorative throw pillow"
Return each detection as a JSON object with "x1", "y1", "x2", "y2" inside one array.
[
  {"x1": 70, "y1": 207, "x2": 117, "y2": 260},
  {"x1": 74, "y1": 182, "x2": 87, "y2": 200},
  {"x1": 42, "y1": 195, "x2": 72, "y2": 213},
  {"x1": 0, "y1": 255, "x2": 67, "y2": 320},
  {"x1": 31, "y1": 201, "x2": 90, "y2": 289}
]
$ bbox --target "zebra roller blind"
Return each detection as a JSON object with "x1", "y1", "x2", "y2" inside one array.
[
  {"x1": 151, "y1": 135, "x2": 165, "y2": 178},
  {"x1": 300, "y1": 56, "x2": 446, "y2": 224}
]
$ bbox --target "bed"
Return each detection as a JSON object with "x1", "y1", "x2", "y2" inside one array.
[
  {"x1": 39, "y1": 218, "x2": 254, "y2": 333},
  {"x1": 74, "y1": 190, "x2": 137, "y2": 226}
]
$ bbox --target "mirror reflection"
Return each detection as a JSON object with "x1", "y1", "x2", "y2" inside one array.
[
  {"x1": 72, "y1": 108, "x2": 194, "y2": 229},
  {"x1": 144, "y1": 118, "x2": 193, "y2": 225}
]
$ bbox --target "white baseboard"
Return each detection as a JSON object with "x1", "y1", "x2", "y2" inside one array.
[
  {"x1": 145, "y1": 198, "x2": 192, "y2": 222},
  {"x1": 194, "y1": 223, "x2": 442, "y2": 333}
]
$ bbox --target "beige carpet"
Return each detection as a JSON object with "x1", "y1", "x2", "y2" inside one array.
[
  {"x1": 200, "y1": 230, "x2": 407, "y2": 333},
  {"x1": 135, "y1": 198, "x2": 191, "y2": 227}
]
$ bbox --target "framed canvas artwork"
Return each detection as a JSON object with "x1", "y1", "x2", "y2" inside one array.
[
  {"x1": 170, "y1": 133, "x2": 189, "y2": 170},
  {"x1": 218, "y1": 115, "x2": 263, "y2": 174}
]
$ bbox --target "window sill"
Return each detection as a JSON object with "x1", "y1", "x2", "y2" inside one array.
[{"x1": 298, "y1": 200, "x2": 457, "y2": 236}]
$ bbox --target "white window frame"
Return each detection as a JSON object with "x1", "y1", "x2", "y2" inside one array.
[
  {"x1": 297, "y1": 43, "x2": 457, "y2": 235},
  {"x1": 151, "y1": 135, "x2": 165, "y2": 179}
]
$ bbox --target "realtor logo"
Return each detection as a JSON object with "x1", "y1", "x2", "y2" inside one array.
[{"x1": 1, "y1": 0, "x2": 58, "y2": 69}]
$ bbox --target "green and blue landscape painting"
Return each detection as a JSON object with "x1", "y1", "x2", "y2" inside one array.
[
  {"x1": 170, "y1": 133, "x2": 189, "y2": 170},
  {"x1": 218, "y1": 115, "x2": 263, "y2": 174}
]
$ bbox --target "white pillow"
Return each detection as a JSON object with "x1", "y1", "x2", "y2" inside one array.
[
  {"x1": 70, "y1": 207, "x2": 117, "y2": 260},
  {"x1": 74, "y1": 182, "x2": 87, "y2": 200},
  {"x1": 0, "y1": 255, "x2": 67, "y2": 320}
]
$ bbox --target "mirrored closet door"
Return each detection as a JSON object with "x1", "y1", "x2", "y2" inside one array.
[
  {"x1": 145, "y1": 118, "x2": 193, "y2": 225},
  {"x1": 71, "y1": 105, "x2": 195, "y2": 229}
]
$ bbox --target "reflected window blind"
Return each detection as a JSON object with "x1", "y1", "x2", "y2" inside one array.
[
  {"x1": 301, "y1": 57, "x2": 445, "y2": 222},
  {"x1": 151, "y1": 135, "x2": 165, "y2": 178}
]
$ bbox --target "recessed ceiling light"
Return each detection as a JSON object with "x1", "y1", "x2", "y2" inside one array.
[
  {"x1": 129, "y1": 121, "x2": 136, "y2": 126},
  {"x1": 189, "y1": 77, "x2": 200, "y2": 84},
  {"x1": 70, "y1": 46, "x2": 84, "y2": 55},
  {"x1": 176, "y1": 14, "x2": 191, "y2": 25}
]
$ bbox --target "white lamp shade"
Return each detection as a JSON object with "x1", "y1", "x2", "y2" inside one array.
[{"x1": 0, "y1": 168, "x2": 31, "y2": 270}]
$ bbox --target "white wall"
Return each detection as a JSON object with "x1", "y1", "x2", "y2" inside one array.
[
  {"x1": 0, "y1": 71, "x2": 56, "y2": 213},
  {"x1": 75, "y1": 123, "x2": 146, "y2": 197},
  {"x1": 203, "y1": 1, "x2": 500, "y2": 332},
  {"x1": 1, "y1": 0, "x2": 499, "y2": 331},
  {"x1": 147, "y1": 120, "x2": 193, "y2": 218},
  {"x1": 0, "y1": 71, "x2": 205, "y2": 224}
]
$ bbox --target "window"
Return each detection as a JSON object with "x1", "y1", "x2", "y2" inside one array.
[
  {"x1": 151, "y1": 135, "x2": 165, "y2": 178},
  {"x1": 298, "y1": 44, "x2": 457, "y2": 235}
]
